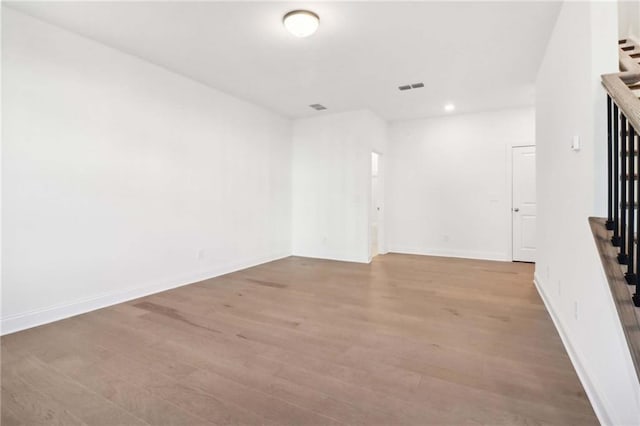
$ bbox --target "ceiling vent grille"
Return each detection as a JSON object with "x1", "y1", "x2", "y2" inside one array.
[
  {"x1": 310, "y1": 104, "x2": 327, "y2": 110},
  {"x1": 398, "y1": 82, "x2": 424, "y2": 91}
]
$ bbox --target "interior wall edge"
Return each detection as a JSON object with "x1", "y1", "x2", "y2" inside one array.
[
  {"x1": 1, "y1": 5, "x2": 291, "y2": 123},
  {"x1": 387, "y1": 247, "x2": 510, "y2": 263},
  {"x1": 290, "y1": 252, "x2": 371, "y2": 265},
  {"x1": 387, "y1": 105, "x2": 536, "y2": 127},
  {"x1": 0, "y1": 252, "x2": 291, "y2": 336},
  {"x1": 533, "y1": 273, "x2": 612, "y2": 426}
]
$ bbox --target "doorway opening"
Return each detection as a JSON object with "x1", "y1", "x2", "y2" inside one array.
[{"x1": 371, "y1": 152, "x2": 382, "y2": 258}]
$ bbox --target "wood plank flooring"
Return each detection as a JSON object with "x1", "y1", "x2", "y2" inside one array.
[{"x1": 1, "y1": 254, "x2": 598, "y2": 425}]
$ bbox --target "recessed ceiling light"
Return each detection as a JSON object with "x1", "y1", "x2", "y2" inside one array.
[
  {"x1": 283, "y1": 10, "x2": 319, "y2": 37},
  {"x1": 444, "y1": 103, "x2": 455, "y2": 112}
]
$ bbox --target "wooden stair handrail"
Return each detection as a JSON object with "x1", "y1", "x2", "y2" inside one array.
[
  {"x1": 619, "y1": 42, "x2": 640, "y2": 83},
  {"x1": 603, "y1": 74, "x2": 640, "y2": 132},
  {"x1": 602, "y1": 38, "x2": 640, "y2": 132}
]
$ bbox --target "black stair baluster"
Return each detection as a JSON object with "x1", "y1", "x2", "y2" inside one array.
[
  {"x1": 619, "y1": 113, "x2": 628, "y2": 264},
  {"x1": 627, "y1": 119, "x2": 636, "y2": 284},
  {"x1": 633, "y1": 133, "x2": 640, "y2": 306},
  {"x1": 613, "y1": 104, "x2": 621, "y2": 246},
  {"x1": 619, "y1": 113, "x2": 629, "y2": 263},
  {"x1": 607, "y1": 96, "x2": 615, "y2": 230},
  {"x1": 633, "y1": 125, "x2": 640, "y2": 307}
]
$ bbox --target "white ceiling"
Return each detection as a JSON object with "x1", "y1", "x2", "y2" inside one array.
[{"x1": 6, "y1": 1, "x2": 561, "y2": 121}]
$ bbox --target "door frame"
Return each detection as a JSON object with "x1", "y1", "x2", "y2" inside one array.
[
  {"x1": 506, "y1": 142, "x2": 536, "y2": 262},
  {"x1": 368, "y1": 150, "x2": 385, "y2": 262}
]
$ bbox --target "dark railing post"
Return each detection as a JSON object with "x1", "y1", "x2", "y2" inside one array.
[
  {"x1": 627, "y1": 120, "x2": 636, "y2": 284},
  {"x1": 619, "y1": 114, "x2": 629, "y2": 264},
  {"x1": 634, "y1": 124, "x2": 640, "y2": 307},
  {"x1": 607, "y1": 96, "x2": 615, "y2": 230},
  {"x1": 613, "y1": 104, "x2": 621, "y2": 246}
]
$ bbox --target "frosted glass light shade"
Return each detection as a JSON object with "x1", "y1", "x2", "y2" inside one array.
[{"x1": 283, "y1": 10, "x2": 319, "y2": 37}]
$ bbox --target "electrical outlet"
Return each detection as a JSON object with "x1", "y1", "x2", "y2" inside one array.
[
  {"x1": 197, "y1": 249, "x2": 205, "y2": 261},
  {"x1": 574, "y1": 301, "x2": 579, "y2": 320}
]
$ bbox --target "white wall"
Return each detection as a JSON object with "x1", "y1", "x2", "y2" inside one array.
[
  {"x1": 536, "y1": 2, "x2": 640, "y2": 424},
  {"x1": 619, "y1": 0, "x2": 640, "y2": 40},
  {"x1": 386, "y1": 108, "x2": 535, "y2": 261},
  {"x1": 291, "y1": 110, "x2": 387, "y2": 263},
  {"x1": 2, "y1": 8, "x2": 292, "y2": 334}
]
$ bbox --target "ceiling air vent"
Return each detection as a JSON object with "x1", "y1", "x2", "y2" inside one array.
[
  {"x1": 398, "y1": 82, "x2": 424, "y2": 91},
  {"x1": 309, "y1": 104, "x2": 327, "y2": 111}
]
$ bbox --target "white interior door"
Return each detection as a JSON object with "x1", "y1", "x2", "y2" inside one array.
[{"x1": 512, "y1": 146, "x2": 536, "y2": 262}]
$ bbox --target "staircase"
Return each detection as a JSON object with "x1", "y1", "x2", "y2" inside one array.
[
  {"x1": 602, "y1": 37, "x2": 640, "y2": 305},
  {"x1": 598, "y1": 36, "x2": 640, "y2": 380}
]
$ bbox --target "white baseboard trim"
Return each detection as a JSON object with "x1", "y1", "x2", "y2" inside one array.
[
  {"x1": 1, "y1": 252, "x2": 291, "y2": 336},
  {"x1": 291, "y1": 252, "x2": 371, "y2": 264},
  {"x1": 387, "y1": 246, "x2": 509, "y2": 262},
  {"x1": 533, "y1": 273, "x2": 612, "y2": 426}
]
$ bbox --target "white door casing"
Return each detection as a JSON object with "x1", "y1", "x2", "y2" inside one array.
[
  {"x1": 512, "y1": 146, "x2": 536, "y2": 262},
  {"x1": 371, "y1": 152, "x2": 380, "y2": 258}
]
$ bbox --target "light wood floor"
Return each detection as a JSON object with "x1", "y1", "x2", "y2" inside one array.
[{"x1": 1, "y1": 254, "x2": 597, "y2": 425}]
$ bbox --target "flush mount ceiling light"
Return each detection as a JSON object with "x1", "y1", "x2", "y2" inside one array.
[
  {"x1": 444, "y1": 103, "x2": 456, "y2": 112},
  {"x1": 283, "y1": 10, "x2": 319, "y2": 37}
]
